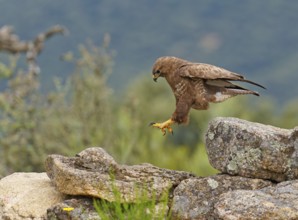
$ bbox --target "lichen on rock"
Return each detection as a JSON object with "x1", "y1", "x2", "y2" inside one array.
[{"x1": 206, "y1": 117, "x2": 298, "y2": 182}]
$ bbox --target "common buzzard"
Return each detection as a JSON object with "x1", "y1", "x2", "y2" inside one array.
[{"x1": 150, "y1": 56, "x2": 265, "y2": 135}]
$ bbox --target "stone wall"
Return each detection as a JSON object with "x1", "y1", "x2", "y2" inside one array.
[{"x1": 0, "y1": 117, "x2": 297, "y2": 219}]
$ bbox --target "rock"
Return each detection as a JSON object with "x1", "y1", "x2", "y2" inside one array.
[
  {"x1": 0, "y1": 172, "x2": 66, "y2": 220},
  {"x1": 47, "y1": 197, "x2": 100, "y2": 220},
  {"x1": 47, "y1": 196, "x2": 170, "y2": 220},
  {"x1": 171, "y1": 174, "x2": 272, "y2": 220},
  {"x1": 206, "y1": 117, "x2": 298, "y2": 182},
  {"x1": 215, "y1": 180, "x2": 298, "y2": 220},
  {"x1": 45, "y1": 147, "x2": 194, "y2": 203},
  {"x1": 3, "y1": 118, "x2": 296, "y2": 219}
]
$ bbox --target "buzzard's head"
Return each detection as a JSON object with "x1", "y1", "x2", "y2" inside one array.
[{"x1": 152, "y1": 56, "x2": 184, "y2": 82}]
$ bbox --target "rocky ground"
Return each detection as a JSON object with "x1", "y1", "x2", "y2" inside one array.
[{"x1": 0, "y1": 117, "x2": 297, "y2": 219}]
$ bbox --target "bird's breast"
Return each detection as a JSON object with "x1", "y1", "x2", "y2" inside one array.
[
  {"x1": 193, "y1": 79, "x2": 204, "y2": 91},
  {"x1": 173, "y1": 80, "x2": 187, "y2": 97}
]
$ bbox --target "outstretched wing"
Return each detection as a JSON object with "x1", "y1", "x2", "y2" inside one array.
[{"x1": 178, "y1": 63, "x2": 265, "y2": 89}]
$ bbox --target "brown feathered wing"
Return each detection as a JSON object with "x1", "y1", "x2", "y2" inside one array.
[{"x1": 178, "y1": 63, "x2": 265, "y2": 97}]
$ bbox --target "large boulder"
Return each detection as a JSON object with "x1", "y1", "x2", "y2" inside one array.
[
  {"x1": 206, "y1": 117, "x2": 298, "y2": 182},
  {"x1": 171, "y1": 174, "x2": 272, "y2": 220},
  {"x1": 45, "y1": 147, "x2": 194, "y2": 203},
  {"x1": 215, "y1": 179, "x2": 298, "y2": 220},
  {"x1": 0, "y1": 172, "x2": 66, "y2": 220}
]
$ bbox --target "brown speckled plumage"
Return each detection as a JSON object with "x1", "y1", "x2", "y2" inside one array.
[{"x1": 152, "y1": 56, "x2": 265, "y2": 125}]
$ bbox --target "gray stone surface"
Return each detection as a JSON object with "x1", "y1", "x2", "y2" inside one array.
[
  {"x1": 47, "y1": 196, "x2": 169, "y2": 220},
  {"x1": 2, "y1": 118, "x2": 297, "y2": 219},
  {"x1": 171, "y1": 174, "x2": 272, "y2": 220},
  {"x1": 47, "y1": 197, "x2": 100, "y2": 220},
  {"x1": 206, "y1": 117, "x2": 298, "y2": 182},
  {"x1": 0, "y1": 172, "x2": 66, "y2": 220},
  {"x1": 215, "y1": 180, "x2": 298, "y2": 220},
  {"x1": 45, "y1": 147, "x2": 194, "y2": 203}
]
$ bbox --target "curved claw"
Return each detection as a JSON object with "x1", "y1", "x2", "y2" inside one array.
[{"x1": 149, "y1": 122, "x2": 156, "y2": 126}]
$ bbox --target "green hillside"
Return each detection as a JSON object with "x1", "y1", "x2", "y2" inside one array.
[
  {"x1": 1, "y1": 0, "x2": 298, "y2": 103},
  {"x1": 1, "y1": 18, "x2": 298, "y2": 177}
]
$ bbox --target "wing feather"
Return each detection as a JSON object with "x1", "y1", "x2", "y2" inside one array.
[
  {"x1": 178, "y1": 63, "x2": 265, "y2": 89},
  {"x1": 178, "y1": 63, "x2": 243, "y2": 80}
]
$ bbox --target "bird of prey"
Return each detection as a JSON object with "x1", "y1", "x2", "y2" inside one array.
[{"x1": 150, "y1": 56, "x2": 265, "y2": 135}]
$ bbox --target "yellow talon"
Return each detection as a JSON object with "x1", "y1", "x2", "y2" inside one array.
[{"x1": 150, "y1": 119, "x2": 174, "y2": 135}]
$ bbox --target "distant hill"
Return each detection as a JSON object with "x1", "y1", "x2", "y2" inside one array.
[{"x1": 1, "y1": 0, "x2": 298, "y2": 104}]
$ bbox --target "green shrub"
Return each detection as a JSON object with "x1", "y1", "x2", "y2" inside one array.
[{"x1": 93, "y1": 182, "x2": 171, "y2": 220}]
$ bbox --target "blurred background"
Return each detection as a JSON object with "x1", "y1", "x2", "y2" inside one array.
[{"x1": 0, "y1": 0, "x2": 297, "y2": 177}]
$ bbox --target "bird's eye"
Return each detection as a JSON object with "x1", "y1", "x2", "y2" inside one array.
[{"x1": 155, "y1": 70, "x2": 161, "y2": 74}]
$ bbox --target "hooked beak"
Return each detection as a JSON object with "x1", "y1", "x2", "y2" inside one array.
[{"x1": 152, "y1": 73, "x2": 160, "y2": 82}]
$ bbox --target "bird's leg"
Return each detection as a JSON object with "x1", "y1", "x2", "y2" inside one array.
[{"x1": 149, "y1": 118, "x2": 175, "y2": 135}]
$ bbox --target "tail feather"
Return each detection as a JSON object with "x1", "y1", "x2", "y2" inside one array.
[
  {"x1": 226, "y1": 88, "x2": 259, "y2": 96},
  {"x1": 210, "y1": 87, "x2": 259, "y2": 103},
  {"x1": 224, "y1": 82, "x2": 260, "y2": 96},
  {"x1": 205, "y1": 78, "x2": 263, "y2": 104}
]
